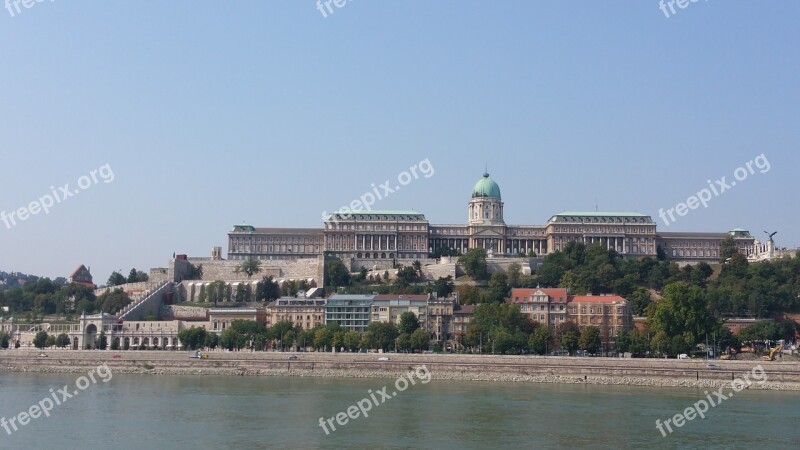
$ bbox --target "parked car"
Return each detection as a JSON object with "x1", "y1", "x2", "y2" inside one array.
[
  {"x1": 377, "y1": 356, "x2": 390, "y2": 361},
  {"x1": 287, "y1": 355, "x2": 298, "y2": 360},
  {"x1": 678, "y1": 353, "x2": 690, "y2": 359},
  {"x1": 707, "y1": 363, "x2": 720, "y2": 370}
]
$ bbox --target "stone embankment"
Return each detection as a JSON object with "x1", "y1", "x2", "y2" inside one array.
[{"x1": 2, "y1": 350, "x2": 799, "y2": 391}]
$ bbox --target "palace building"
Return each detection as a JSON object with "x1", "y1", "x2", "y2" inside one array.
[{"x1": 228, "y1": 172, "x2": 758, "y2": 265}]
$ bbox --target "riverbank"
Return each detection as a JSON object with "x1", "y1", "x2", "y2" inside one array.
[{"x1": 2, "y1": 349, "x2": 799, "y2": 391}]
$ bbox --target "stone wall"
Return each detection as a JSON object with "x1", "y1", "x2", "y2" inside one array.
[
  {"x1": 190, "y1": 257, "x2": 323, "y2": 284},
  {"x1": 349, "y1": 258, "x2": 438, "y2": 272},
  {"x1": 160, "y1": 305, "x2": 208, "y2": 320}
]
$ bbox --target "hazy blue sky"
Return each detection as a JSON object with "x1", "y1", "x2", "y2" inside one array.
[{"x1": 1, "y1": 1, "x2": 798, "y2": 283}]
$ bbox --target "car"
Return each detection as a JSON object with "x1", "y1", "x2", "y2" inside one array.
[
  {"x1": 678, "y1": 354, "x2": 689, "y2": 359},
  {"x1": 707, "y1": 363, "x2": 720, "y2": 370},
  {"x1": 37, "y1": 353, "x2": 48, "y2": 358},
  {"x1": 112, "y1": 354, "x2": 122, "y2": 359},
  {"x1": 287, "y1": 355, "x2": 298, "y2": 360},
  {"x1": 377, "y1": 356, "x2": 390, "y2": 361}
]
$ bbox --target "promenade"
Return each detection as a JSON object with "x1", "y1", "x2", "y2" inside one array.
[{"x1": 2, "y1": 350, "x2": 799, "y2": 390}]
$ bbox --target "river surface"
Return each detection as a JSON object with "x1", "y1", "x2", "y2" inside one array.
[{"x1": 0, "y1": 372, "x2": 796, "y2": 449}]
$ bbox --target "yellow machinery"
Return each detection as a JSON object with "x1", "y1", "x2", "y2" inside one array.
[{"x1": 762, "y1": 344, "x2": 783, "y2": 361}]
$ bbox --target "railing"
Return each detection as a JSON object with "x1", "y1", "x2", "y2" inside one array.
[{"x1": 117, "y1": 281, "x2": 171, "y2": 319}]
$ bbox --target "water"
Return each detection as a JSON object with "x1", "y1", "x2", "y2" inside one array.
[{"x1": 0, "y1": 373, "x2": 797, "y2": 449}]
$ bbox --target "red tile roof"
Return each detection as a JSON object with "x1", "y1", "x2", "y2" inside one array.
[{"x1": 510, "y1": 288, "x2": 569, "y2": 303}]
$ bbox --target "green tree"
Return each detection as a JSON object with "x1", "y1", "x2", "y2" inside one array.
[
  {"x1": 433, "y1": 276, "x2": 455, "y2": 298},
  {"x1": 578, "y1": 326, "x2": 601, "y2": 354},
  {"x1": 325, "y1": 258, "x2": 351, "y2": 287},
  {"x1": 204, "y1": 332, "x2": 219, "y2": 349},
  {"x1": 106, "y1": 271, "x2": 126, "y2": 287},
  {"x1": 96, "y1": 331, "x2": 108, "y2": 350},
  {"x1": 235, "y1": 259, "x2": 262, "y2": 279},
  {"x1": 411, "y1": 328, "x2": 430, "y2": 352},
  {"x1": 258, "y1": 276, "x2": 281, "y2": 302},
  {"x1": 343, "y1": 331, "x2": 360, "y2": 352},
  {"x1": 206, "y1": 280, "x2": 228, "y2": 305},
  {"x1": 33, "y1": 331, "x2": 48, "y2": 349},
  {"x1": 528, "y1": 324, "x2": 551, "y2": 355},
  {"x1": 398, "y1": 311, "x2": 420, "y2": 335},
  {"x1": 738, "y1": 320, "x2": 782, "y2": 342},
  {"x1": 649, "y1": 283, "x2": 721, "y2": 351},
  {"x1": 366, "y1": 321, "x2": 399, "y2": 352},
  {"x1": 177, "y1": 327, "x2": 208, "y2": 350},
  {"x1": 455, "y1": 285, "x2": 482, "y2": 305},
  {"x1": 458, "y1": 248, "x2": 489, "y2": 280},
  {"x1": 396, "y1": 333, "x2": 412, "y2": 352},
  {"x1": 2, "y1": 332, "x2": 15, "y2": 349},
  {"x1": 45, "y1": 335, "x2": 56, "y2": 348},
  {"x1": 56, "y1": 333, "x2": 69, "y2": 348},
  {"x1": 487, "y1": 272, "x2": 509, "y2": 302},
  {"x1": 235, "y1": 284, "x2": 248, "y2": 303},
  {"x1": 507, "y1": 263, "x2": 522, "y2": 288}
]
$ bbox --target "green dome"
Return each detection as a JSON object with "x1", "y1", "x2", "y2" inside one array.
[{"x1": 472, "y1": 173, "x2": 501, "y2": 199}]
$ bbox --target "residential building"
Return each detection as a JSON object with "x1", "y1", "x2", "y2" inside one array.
[
  {"x1": 266, "y1": 298, "x2": 326, "y2": 330},
  {"x1": 370, "y1": 294, "x2": 430, "y2": 329},
  {"x1": 325, "y1": 294, "x2": 374, "y2": 332}
]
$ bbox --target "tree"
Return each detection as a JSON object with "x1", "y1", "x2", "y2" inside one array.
[
  {"x1": 528, "y1": 324, "x2": 551, "y2": 355},
  {"x1": 177, "y1": 327, "x2": 208, "y2": 350},
  {"x1": 325, "y1": 258, "x2": 350, "y2": 287},
  {"x1": 235, "y1": 284, "x2": 248, "y2": 303},
  {"x1": 106, "y1": 271, "x2": 126, "y2": 287},
  {"x1": 206, "y1": 280, "x2": 228, "y2": 305},
  {"x1": 204, "y1": 332, "x2": 219, "y2": 349},
  {"x1": 235, "y1": 259, "x2": 262, "y2": 279},
  {"x1": 97, "y1": 288, "x2": 132, "y2": 314},
  {"x1": 394, "y1": 265, "x2": 419, "y2": 288},
  {"x1": 507, "y1": 263, "x2": 522, "y2": 288},
  {"x1": 343, "y1": 331, "x2": 360, "y2": 352},
  {"x1": 738, "y1": 320, "x2": 783, "y2": 342},
  {"x1": 366, "y1": 322, "x2": 399, "y2": 352},
  {"x1": 487, "y1": 272, "x2": 509, "y2": 302},
  {"x1": 411, "y1": 328, "x2": 430, "y2": 352},
  {"x1": 719, "y1": 236, "x2": 739, "y2": 263},
  {"x1": 555, "y1": 322, "x2": 580, "y2": 355},
  {"x1": 56, "y1": 333, "x2": 69, "y2": 348},
  {"x1": 398, "y1": 312, "x2": 420, "y2": 335},
  {"x1": 33, "y1": 331, "x2": 48, "y2": 349},
  {"x1": 649, "y1": 282, "x2": 721, "y2": 351},
  {"x1": 45, "y1": 335, "x2": 56, "y2": 348},
  {"x1": 1, "y1": 332, "x2": 11, "y2": 349},
  {"x1": 458, "y1": 248, "x2": 489, "y2": 280},
  {"x1": 578, "y1": 326, "x2": 601, "y2": 354},
  {"x1": 258, "y1": 276, "x2": 281, "y2": 302},
  {"x1": 433, "y1": 276, "x2": 455, "y2": 298},
  {"x1": 186, "y1": 263, "x2": 203, "y2": 280},
  {"x1": 96, "y1": 331, "x2": 108, "y2": 350},
  {"x1": 455, "y1": 284, "x2": 483, "y2": 305},
  {"x1": 396, "y1": 333, "x2": 412, "y2": 352},
  {"x1": 127, "y1": 268, "x2": 149, "y2": 283}
]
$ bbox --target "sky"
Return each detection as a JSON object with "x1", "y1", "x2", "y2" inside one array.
[{"x1": 0, "y1": 1, "x2": 798, "y2": 284}]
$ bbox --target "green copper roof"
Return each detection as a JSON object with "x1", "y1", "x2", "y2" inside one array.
[
  {"x1": 554, "y1": 212, "x2": 648, "y2": 217},
  {"x1": 472, "y1": 173, "x2": 501, "y2": 199}
]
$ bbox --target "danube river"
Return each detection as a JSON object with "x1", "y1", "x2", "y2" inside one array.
[{"x1": 0, "y1": 373, "x2": 796, "y2": 449}]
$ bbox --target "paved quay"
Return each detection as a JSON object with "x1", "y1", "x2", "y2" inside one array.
[{"x1": 2, "y1": 350, "x2": 799, "y2": 390}]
